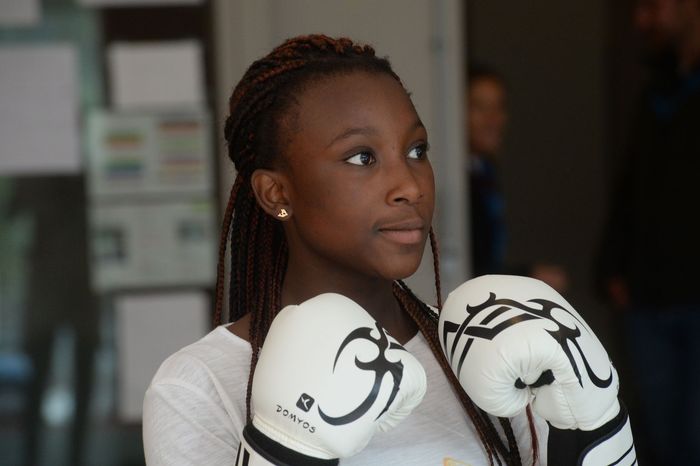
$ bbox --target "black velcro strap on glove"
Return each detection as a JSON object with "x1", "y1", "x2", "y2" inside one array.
[
  {"x1": 240, "y1": 424, "x2": 339, "y2": 466},
  {"x1": 547, "y1": 400, "x2": 636, "y2": 465}
]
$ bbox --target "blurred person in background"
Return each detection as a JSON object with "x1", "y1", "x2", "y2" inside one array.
[
  {"x1": 466, "y1": 65, "x2": 568, "y2": 293},
  {"x1": 598, "y1": 0, "x2": 700, "y2": 463},
  {"x1": 11, "y1": 176, "x2": 98, "y2": 466}
]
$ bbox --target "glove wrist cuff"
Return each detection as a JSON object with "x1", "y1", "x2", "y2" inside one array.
[
  {"x1": 237, "y1": 424, "x2": 339, "y2": 466},
  {"x1": 579, "y1": 403, "x2": 636, "y2": 466},
  {"x1": 547, "y1": 401, "x2": 636, "y2": 466}
]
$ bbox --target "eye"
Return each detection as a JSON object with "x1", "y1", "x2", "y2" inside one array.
[
  {"x1": 345, "y1": 151, "x2": 376, "y2": 166},
  {"x1": 407, "y1": 143, "x2": 429, "y2": 160}
]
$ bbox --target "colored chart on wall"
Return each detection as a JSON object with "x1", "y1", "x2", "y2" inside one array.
[{"x1": 86, "y1": 109, "x2": 213, "y2": 198}]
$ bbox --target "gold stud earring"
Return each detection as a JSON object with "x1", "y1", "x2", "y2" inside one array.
[{"x1": 277, "y1": 208, "x2": 289, "y2": 219}]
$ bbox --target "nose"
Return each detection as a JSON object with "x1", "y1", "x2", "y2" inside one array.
[{"x1": 385, "y1": 157, "x2": 423, "y2": 206}]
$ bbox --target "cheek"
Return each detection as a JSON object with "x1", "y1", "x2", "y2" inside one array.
[
  {"x1": 293, "y1": 177, "x2": 374, "y2": 240},
  {"x1": 290, "y1": 166, "x2": 339, "y2": 209},
  {"x1": 415, "y1": 165, "x2": 436, "y2": 225}
]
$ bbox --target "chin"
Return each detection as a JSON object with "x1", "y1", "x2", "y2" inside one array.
[{"x1": 382, "y1": 253, "x2": 425, "y2": 281}]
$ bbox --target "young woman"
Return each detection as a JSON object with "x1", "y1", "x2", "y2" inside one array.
[{"x1": 143, "y1": 34, "x2": 545, "y2": 466}]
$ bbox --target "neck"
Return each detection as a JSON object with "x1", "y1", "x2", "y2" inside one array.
[{"x1": 281, "y1": 250, "x2": 418, "y2": 343}]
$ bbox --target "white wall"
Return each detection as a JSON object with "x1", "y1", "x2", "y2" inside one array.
[{"x1": 212, "y1": 0, "x2": 468, "y2": 307}]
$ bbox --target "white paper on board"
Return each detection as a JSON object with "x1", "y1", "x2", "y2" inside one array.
[
  {"x1": 79, "y1": 0, "x2": 201, "y2": 6},
  {"x1": 0, "y1": 0, "x2": 40, "y2": 26},
  {"x1": 89, "y1": 199, "x2": 217, "y2": 291},
  {"x1": 0, "y1": 44, "x2": 80, "y2": 175},
  {"x1": 108, "y1": 40, "x2": 205, "y2": 109},
  {"x1": 115, "y1": 291, "x2": 208, "y2": 422}
]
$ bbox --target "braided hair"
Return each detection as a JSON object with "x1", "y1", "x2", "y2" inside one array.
[{"x1": 214, "y1": 34, "x2": 537, "y2": 466}]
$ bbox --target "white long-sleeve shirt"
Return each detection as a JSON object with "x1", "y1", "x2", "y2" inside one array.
[{"x1": 143, "y1": 325, "x2": 548, "y2": 465}]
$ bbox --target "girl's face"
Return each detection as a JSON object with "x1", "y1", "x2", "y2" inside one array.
[{"x1": 278, "y1": 71, "x2": 435, "y2": 282}]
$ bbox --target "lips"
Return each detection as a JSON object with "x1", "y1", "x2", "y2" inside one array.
[{"x1": 378, "y1": 219, "x2": 426, "y2": 245}]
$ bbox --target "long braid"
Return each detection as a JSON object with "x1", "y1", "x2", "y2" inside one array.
[
  {"x1": 393, "y1": 282, "x2": 498, "y2": 465},
  {"x1": 394, "y1": 231, "x2": 539, "y2": 465},
  {"x1": 500, "y1": 418, "x2": 523, "y2": 466},
  {"x1": 429, "y1": 227, "x2": 443, "y2": 309},
  {"x1": 421, "y1": 229, "x2": 504, "y2": 462},
  {"x1": 216, "y1": 33, "x2": 536, "y2": 463},
  {"x1": 424, "y1": 228, "x2": 514, "y2": 463},
  {"x1": 526, "y1": 406, "x2": 539, "y2": 466},
  {"x1": 214, "y1": 175, "x2": 242, "y2": 325}
]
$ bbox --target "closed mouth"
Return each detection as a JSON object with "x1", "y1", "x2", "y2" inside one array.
[{"x1": 378, "y1": 219, "x2": 426, "y2": 245}]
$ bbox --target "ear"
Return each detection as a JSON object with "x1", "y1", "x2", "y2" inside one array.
[{"x1": 250, "y1": 169, "x2": 292, "y2": 220}]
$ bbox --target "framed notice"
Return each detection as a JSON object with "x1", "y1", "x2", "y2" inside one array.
[
  {"x1": 90, "y1": 199, "x2": 216, "y2": 291},
  {"x1": 86, "y1": 109, "x2": 213, "y2": 198}
]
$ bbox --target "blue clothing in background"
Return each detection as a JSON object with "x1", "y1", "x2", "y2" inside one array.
[
  {"x1": 469, "y1": 156, "x2": 507, "y2": 277},
  {"x1": 598, "y1": 53, "x2": 700, "y2": 465}
]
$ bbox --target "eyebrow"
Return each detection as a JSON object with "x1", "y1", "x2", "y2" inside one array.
[{"x1": 326, "y1": 119, "x2": 425, "y2": 148}]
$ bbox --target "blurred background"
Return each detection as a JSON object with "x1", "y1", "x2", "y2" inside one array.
[{"x1": 0, "y1": 0, "x2": 692, "y2": 465}]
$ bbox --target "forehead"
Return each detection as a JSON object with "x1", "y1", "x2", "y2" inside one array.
[{"x1": 282, "y1": 71, "x2": 420, "y2": 156}]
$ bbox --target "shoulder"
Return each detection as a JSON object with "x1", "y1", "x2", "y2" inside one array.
[
  {"x1": 144, "y1": 326, "x2": 251, "y2": 418},
  {"x1": 143, "y1": 325, "x2": 253, "y2": 459},
  {"x1": 148, "y1": 325, "x2": 252, "y2": 399}
]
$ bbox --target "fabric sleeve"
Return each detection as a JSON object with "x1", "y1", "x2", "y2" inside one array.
[{"x1": 143, "y1": 377, "x2": 240, "y2": 466}]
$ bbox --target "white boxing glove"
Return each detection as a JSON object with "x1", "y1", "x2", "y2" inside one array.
[
  {"x1": 238, "y1": 293, "x2": 426, "y2": 465},
  {"x1": 438, "y1": 275, "x2": 618, "y2": 431}
]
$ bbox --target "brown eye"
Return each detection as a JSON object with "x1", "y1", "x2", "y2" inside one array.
[
  {"x1": 407, "y1": 143, "x2": 429, "y2": 160},
  {"x1": 345, "y1": 151, "x2": 376, "y2": 166}
]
